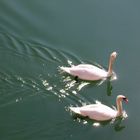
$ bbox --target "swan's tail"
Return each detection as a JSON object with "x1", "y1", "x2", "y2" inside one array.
[
  {"x1": 60, "y1": 66, "x2": 71, "y2": 74},
  {"x1": 69, "y1": 107, "x2": 81, "y2": 114}
]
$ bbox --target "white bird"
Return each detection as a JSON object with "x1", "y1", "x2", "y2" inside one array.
[
  {"x1": 70, "y1": 95, "x2": 128, "y2": 121},
  {"x1": 60, "y1": 52, "x2": 117, "y2": 81}
]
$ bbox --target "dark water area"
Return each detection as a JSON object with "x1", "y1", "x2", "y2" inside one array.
[{"x1": 0, "y1": 0, "x2": 140, "y2": 140}]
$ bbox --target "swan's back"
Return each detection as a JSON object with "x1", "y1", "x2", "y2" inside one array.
[
  {"x1": 70, "y1": 104, "x2": 117, "y2": 121},
  {"x1": 61, "y1": 64, "x2": 108, "y2": 80}
]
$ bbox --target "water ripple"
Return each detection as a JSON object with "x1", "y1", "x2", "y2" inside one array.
[{"x1": 0, "y1": 32, "x2": 115, "y2": 110}]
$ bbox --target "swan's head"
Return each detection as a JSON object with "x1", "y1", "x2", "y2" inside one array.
[
  {"x1": 110, "y1": 52, "x2": 117, "y2": 61},
  {"x1": 117, "y1": 95, "x2": 128, "y2": 103}
]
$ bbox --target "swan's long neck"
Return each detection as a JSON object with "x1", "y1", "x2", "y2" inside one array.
[
  {"x1": 107, "y1": 57, "x2": 114, "y2": 76},
  {"x1": 116, "y1": 99, "x2": 123, "y2": 116}
]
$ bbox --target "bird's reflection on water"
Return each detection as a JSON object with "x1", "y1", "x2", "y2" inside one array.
[{"x1": 71, "y1": 113, "x2": 126, "y2": 131}]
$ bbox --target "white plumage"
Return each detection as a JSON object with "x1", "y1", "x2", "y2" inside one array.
[
  {"x1": 70, "y1": 95, "x2": 128, "y2": 121},
  {"x1": 60, "y1": 52, "x2": 117, "y2": 81}
]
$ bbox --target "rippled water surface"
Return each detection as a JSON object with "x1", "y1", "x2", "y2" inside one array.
[{"x1": 0, "y1": 0, "x2": 140, "y2": 140}]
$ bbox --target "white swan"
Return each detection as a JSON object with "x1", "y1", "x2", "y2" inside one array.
[
  {"x1": 70, "y1": 95, "x2": 128, "y2": 121},
  {"x1": 60, "y1": 52, "x2": 117, "y2": 81}
]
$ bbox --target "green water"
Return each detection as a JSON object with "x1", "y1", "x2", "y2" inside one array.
[{"x1": 0, "y1": 0, "x2": 140, "y2": 139}]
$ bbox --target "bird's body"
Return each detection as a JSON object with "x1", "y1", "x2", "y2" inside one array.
[
  {"x1": 70, "y1": 95, "x2": 128, "y2": 121},
  {"x1": 70, "y1": 104, "x2": 117, "y2": 121},
  {"x1": 60, "y1": 64, "x2": 107, "y2": 81},
  {"x1": 60, "y1": 52, "x2": 117, "y2": 81}
]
